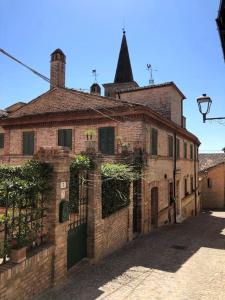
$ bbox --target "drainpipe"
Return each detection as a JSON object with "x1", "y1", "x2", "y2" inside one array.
[
  {"x1": 194, "y1": 144, "x2": 197, "y2": 216},
  {"x1": 173, "y1": 132, "x2": 177, "y2": 224}
]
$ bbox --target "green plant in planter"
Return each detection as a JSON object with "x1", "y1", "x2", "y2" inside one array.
[
  {"x1": 0, "y1": 241, "x2": 9, "y2": 259},
  {"x1": 84, "y1": 129, "x2": 96, "y2": 141}
]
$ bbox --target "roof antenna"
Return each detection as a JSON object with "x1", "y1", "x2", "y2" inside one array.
[
  {"x1": 122, "y1": 18, "x2": 126, "y2": 34},
  {"x1": 146, "y1": 64, "x2": 157, "y2": 85},
  {"x1": 92, "y1": 69, "x2": 99, "y2": 83}
]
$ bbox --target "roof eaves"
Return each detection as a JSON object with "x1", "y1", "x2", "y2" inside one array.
[{"x1": 118, "y1": 82, "x2": 186, "y2": 99}]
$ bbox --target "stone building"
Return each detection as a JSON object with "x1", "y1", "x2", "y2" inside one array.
[
  {"x1": 0, "y1": 32, "x2": 200, "y2": 237},
  {"x1": 199, "y1": 153, "x2": 225, "y2": 209}
]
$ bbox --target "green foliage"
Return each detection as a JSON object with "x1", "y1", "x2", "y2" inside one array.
[
  {"x1": 101, "y1": 163, "x2": 134, "y2": 218},
  {"x1": 101, "y1": 163, "x2": 138, "y2": 181},
  {"x1": 70, "y1": 154, "x2": 94, "y2": 171},
  {"x1": 0, "y1": 160, "x2": 53, "y2": 207},
  {"x1": 69, "y1": 155, "x2": 93, "y2": 213},
  {"x1": 0, "y1": 160, "x2": 52, "y2": 255},
  {"x1": 102, "y1": 176, "x2": 130, "y2": 218}
]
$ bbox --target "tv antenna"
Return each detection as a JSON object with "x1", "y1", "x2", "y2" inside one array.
[
  {"x1": 92, "y1": 69, "x2": 99, "y2": 83},
  {"x1": 146, "y1": 64, "x2": 157, "y2": 85}
]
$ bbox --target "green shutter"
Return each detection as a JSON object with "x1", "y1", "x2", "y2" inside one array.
[
  {"x1": 176, "y1": 138, "x2": 180, "y2": 159},
  {"x1": 99, "y1": 127, "x2": 115, "y2": 155},
  {"x1": 168, "y1": 136, "x2": 173, "y2": 157},
  {"x1": 184, "y1": 143, "x2": 187, "y2": 159},
  {"x1": 190, "y1": 144, "x2": 193, "y2": 159},
  {"x1": 151, "y1": 128, "x2": 158, "y2": 155},
  {"x1": 0, "y1": 133, "x2": 4, "y2": 149},
  {"x1": 65, "y1": 129, "x2": 72, "y2": 149},
  {"x1": 58, "y1": 129, "x2": 72, "y2": 149},
  {"x1": 58, "y1": 129, "x2": 64, "y2": 147},
  {"x1": 23, "y1": 132, "x2": 34, "y2": 155},
  {"x1": 106, "y1": 127, "x2": 115, "y2": 155}
]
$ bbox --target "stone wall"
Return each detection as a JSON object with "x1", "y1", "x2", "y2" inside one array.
[
  {"x1": 0, "y1": 245, "x2": 54, "y2": 300},
  {"x1": 200, "y1": 164, "x2": 225, "y2": 209}
]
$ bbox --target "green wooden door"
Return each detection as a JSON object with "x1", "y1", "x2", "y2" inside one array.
[{"x1": 67, "y1": 223, "x2": 87, "y2": 269}]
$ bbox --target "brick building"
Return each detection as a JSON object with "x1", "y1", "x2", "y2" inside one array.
[
  {"x1": 199, "y1": 153, "x2": 225, "y2": 209},
  {"x1": 0, "y1": 32, "x2": 200, "y2": 233}
]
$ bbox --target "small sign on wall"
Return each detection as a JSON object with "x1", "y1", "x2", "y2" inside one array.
[{"x1": 60, "y1": 182, "x2": 67, "y2": 189}]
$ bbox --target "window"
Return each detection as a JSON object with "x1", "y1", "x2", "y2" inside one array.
[
  {"x1": 0, "y1": 133, "x2": 4, "y2": 149},
  {"x1": 184, "y1": 178, "x2": 188, "y2": 196},
  {"x1": 190, "y1": 144, "x2": 193, "y2": 160},
  {"x1": 99, "y1": 127, "x2": 115, "y2": 155},
  {"x1": 151, "y1": 128, "x2": 158, "y2": 155},
  {"x1": 168, "y1": 136, "x2": 173, "y2": 158},
  {"x1": 190, "y1": 176, "x2": 194, "y2": 192},
  {"x1": 184, "y1": 142, "x2": 187, "y2": 159},
  {"x1": 207, "y1": 178, "x2": 212, "y2": 188},
  {"x1": 58, "y1": 129, "x2": 72, "y2": 149},
  {"x1": 176, "y1": 138, "x2": 180, "y2": 159},
  {"x1": 23, "y1": 132, "x2": 34, "y2": 155}
]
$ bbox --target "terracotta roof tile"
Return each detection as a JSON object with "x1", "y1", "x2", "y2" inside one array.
[
  {"x1": 199, "y1": 153, "x2": 225, "y2": 171},
  {"x1": 6, "y1": 88, "x2": 137, "y2": 119}
]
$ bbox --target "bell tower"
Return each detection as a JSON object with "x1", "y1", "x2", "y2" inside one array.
[{"x1": 103, "y1": 31, "x2": 138, "y2": 98}]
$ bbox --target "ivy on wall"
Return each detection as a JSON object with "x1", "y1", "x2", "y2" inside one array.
[
  {"x1": 101, "y1": 163, "x2": 136, "y2": 218},
  {"x1": 69, "y1": 155, "x2": 94, "y2": 213}
]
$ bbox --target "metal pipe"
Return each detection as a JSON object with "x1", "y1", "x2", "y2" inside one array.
[{"x1": 173, "y1": 132, "x2": 177, "y2": 224}]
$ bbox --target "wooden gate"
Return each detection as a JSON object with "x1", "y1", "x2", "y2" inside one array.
[{"x1": 67, "y1": 172, "x2": 88, "y2": 269}]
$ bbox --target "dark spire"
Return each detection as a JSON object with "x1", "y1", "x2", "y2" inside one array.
[{"x1": 114, "y1": 31, "x2": 134, "y2": 83}]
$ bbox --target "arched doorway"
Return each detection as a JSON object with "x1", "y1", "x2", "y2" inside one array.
[{"x1": 151, "y1": 187, "x2": 158, "y2": 228}]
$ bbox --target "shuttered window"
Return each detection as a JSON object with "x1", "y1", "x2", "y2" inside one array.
[
  {"x1": 176, "y1": 138, "x2": 180, "y2": 159},
  {"x1": 99, "y1": 127, "x2": 115, "y2": 155},
  {"x1": 0, "y1": 133, "x2": 4, "y2": 149},
  {"x1": 184, "y1": 142, "x2": 187, "y2": 159},
  {"x1": 23, "y1": 132, "x2": 34, "y2": 155},
  {"x1": 190, "y1": 144, "x2": 193, "y2": 160},
  {"x1": 168, "y1": 136, "x2": 173, "y2": 158},
  {"x1": 58, "y1": 129, "x2": 72, "y2": 149},
  {"x1": 184, "y1": 178, "x2": 188, "y2": 195},
  {"x1": 151, "y1": 128, "x2": 158, "y2": 155}
]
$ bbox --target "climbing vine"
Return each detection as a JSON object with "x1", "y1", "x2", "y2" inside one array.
[
  {"x1": 69, "y1": 155, "x2": 94, "y2": 213},
  {"x1": 101, "y1": 163, "x2": 137, "y2": 218}
]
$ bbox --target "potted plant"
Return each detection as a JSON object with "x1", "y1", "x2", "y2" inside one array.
[
  {"x1": 84, "y1": 129, "x2": 96, "y2": 141},
  {"x1": 84, "y1": 129, "x2": 97, "y2": 153},
  {"x1": 10, "y1": 235, "x2": 27, "y2": 264}
]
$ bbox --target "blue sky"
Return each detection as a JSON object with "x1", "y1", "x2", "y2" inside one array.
[{"x1": 0, "y1": 0, "x2": 224, "y2": 152}]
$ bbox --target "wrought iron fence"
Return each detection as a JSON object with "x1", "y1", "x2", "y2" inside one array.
[
  {"x1": 0, "y1": 191, "x2": 48, "y2": 264},
  {"x1": 0, "y1": 161, "x2": 52, "y2": 265}
]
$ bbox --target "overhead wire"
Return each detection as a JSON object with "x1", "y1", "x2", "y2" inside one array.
[{"x1": 1, "y1": 48, "x2": 197, "y2": 186}]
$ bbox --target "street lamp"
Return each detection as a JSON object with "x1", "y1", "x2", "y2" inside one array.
[{"x1": 197, "y1": 94, "x2": 225, "y2": 123}]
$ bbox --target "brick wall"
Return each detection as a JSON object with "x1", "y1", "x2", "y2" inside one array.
[
  {"x1": 0, "y1": 245, "x2": 54, "y2": 300},
  {"x1": 0, "y1": 120, "x2": 144, "y2": 165},
  {"x1": 119, "y1": 85, "x2": 183, "y2": 126},
  {"x1": 96, "y1": 207, "x2": 131, "y2": 259}
]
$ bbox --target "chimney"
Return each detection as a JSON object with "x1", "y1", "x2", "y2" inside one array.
[
  {"x1": 90, "y1": 83, "x2": 101, "y2": 96},
  {"x1": 50, "y1": 49, "x2": 66, "y2": 89}
]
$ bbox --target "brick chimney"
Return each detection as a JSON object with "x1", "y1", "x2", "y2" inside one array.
[
  {"x1": 50, "y1": 49, "x2": 66, "y2": 89},
  {"x1": 90, "y1": 83, "x2": 101, "y2": 96}
]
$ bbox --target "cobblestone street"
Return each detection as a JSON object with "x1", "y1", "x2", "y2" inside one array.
[{"x1": 36, "y1": 211, "x2": 225, "y2": 300}]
